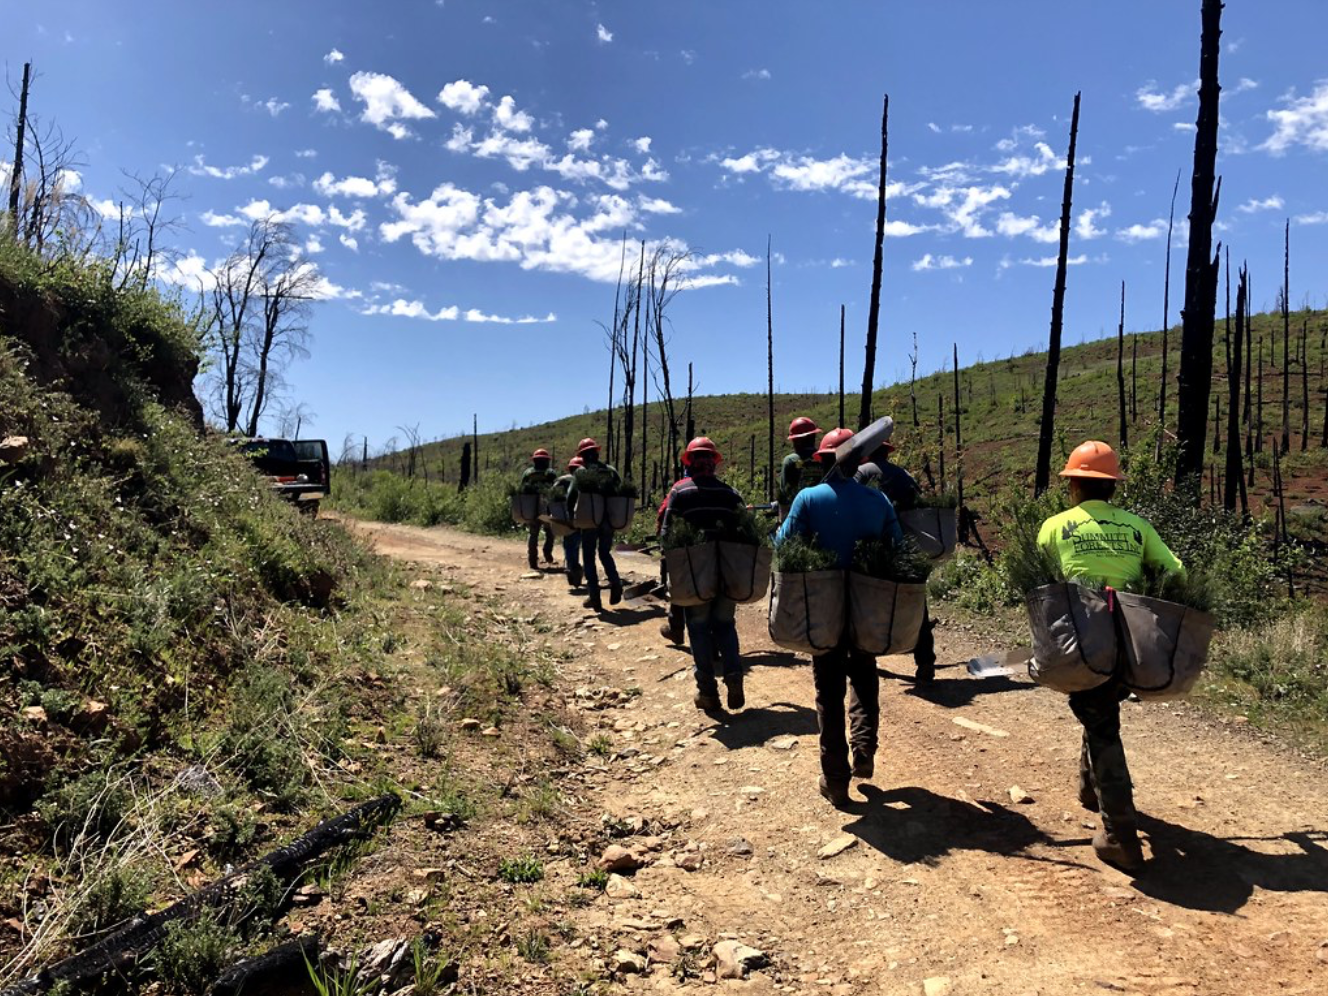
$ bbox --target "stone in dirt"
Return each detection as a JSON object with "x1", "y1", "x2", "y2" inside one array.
[
  {"x1": 605, "y1": 873, "x2": 641, "y2": 899},
  {"x1": 727, "y1": 838, "x2": 754, "y2": 857},
  {"x1": 1008, "y1": 785, "x2": 1034, "y2": 805},
  {"x1": 598, "y1": 844, "x2": 648, "y2": 872},
  {"x1": 460, "y1": 717, "x2": 482, "y2": 731},
  {"x1": 713, "y1": 940, "x2": 768, "y2": 980},
  {"x1": 356, "y1": 938, "x2": 413, "y2": 989},
  {"x1": 481, "y1": 726, "x2": 501, "y2": 737},
  {"x1": 409, "y1": 579, "x2": 433, "y2": 590},
  {"x1": 0, "y1": 436, "x2": 29, "y2": 464},
  {"x1": 648, "y1": 935, "x2": 681, "y2": 964},
  {"x1": 922, "y1": 977, "x2": 952, "y2": 996},
  {"x1": 71, "y1": 699, "x2": 110, "y2": 734},
  {"x1": 520, "y1": 571, "x2": 542, "y2": 579},
  {"x1": 292, "y1": 884, "x2": 324, "y2": 906},
  {"x1": 768, "y1": 735, "x2": 799, "y2": 750},
  {"x1": 412, "y1": 868, "x2": 446, "y2": 883},
  {"x1": 676, "y1": 851, "x2": 703, "y2": 872},
  {"x1": 612, "y1": 949, "x2": 647, "y2": 975},
  {"x1": 818, "y1": 835, "x2": 858, "y2": 859},
  {"x1": 680, "y1": 934, "x2": 707, "y2": 951},
  {"x1": 952, "y1": 716, "x2": 1009, "y2": 738}
]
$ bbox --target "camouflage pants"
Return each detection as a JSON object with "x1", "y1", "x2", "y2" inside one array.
[{"x1": 1069, "y1": 678, "x2": 1137, "y2": 832}]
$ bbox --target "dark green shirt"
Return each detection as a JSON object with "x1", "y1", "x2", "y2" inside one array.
[
  {"x1": 519, "y1": 466, "x2": 557, "y2": 494},
  {"x1": 779, "y1": 452, "x2": 825, "y2": 508},
  {"x1": 567, "y1": 461, "x2": 622, "y2": 509}
]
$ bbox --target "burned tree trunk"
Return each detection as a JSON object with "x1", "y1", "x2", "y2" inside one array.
[
  {"x1": 1281, "y1": 220, "x2": 1291, "y2": 454},
  {"x1": 685, "y1": 362, "x2": 695, "y2": 445},
  {"x1": 838, "y1": 304, "x2": 846, "y2": 427},
  {"x1": 472, "y1": 414, "x2": 480, "y2": 484},
  {"x1": 1302, "y1": 317, "x2": 1311, "y2": 452},
  {"x1": 1033, "y1": 91, "x2": 1081, "y2": 495},
  {"x1": 954, "y1": 343, "x2": 966, "y2": 541},
  {"x1": 1117, "y1": 281, "x2": 1129, "y2": 450},
  {"x1": 1174, "y1": 0, "x2": 1224, "y2": 486},
  {"x1": 7, "y1": 63, "x2": 30, "y2": 235},
  {"x1": 859, "y1": 94, "x2": 889, "y2": 430},
  {"x1": 766, "y1": 235, "x2": 776, "y2": 500},
  {"x1": 458, "y1": 441, "x2": 472, "y2": 491},
  {"x1": 1256, "y1": 336, "x2": 1264, "y2": 452},
  {"x1": 910, "y1": 330, "x2": 921, "y2": 427},
  {"x1": 1224, "y1": 265, "x2": 1246, "y2": 513}
]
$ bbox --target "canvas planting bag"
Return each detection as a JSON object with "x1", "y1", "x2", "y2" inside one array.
[
  {"x1": 899, "y1": 507, "x2": 959, "y2": 561},
  {"x1": 664, "y1": 542, "x2": 719, "y2": 607},
  {"x1": 1115, "y1": 591, "x2": 1215, "y2": 701},
  {"x1": 1025, "y1": 582, "x2": 1118, "y2": 693},
  {"x1": 847, "y1": 573, "x2": 927, "y2": 655},
  {"x1": 543, "y1": 499, "x2": 574, "y2": 537},
  {"x1": 718, "y1": 541, "x2": 773, "y2": 604},
  {"x1": 571, "y1": 493, "x2": 607, "y2": 529},
  {"x1": 605, "y1": 495, "x2": 636, "y2": 531},
  {"x1": 509, "y1": 494, "x2": 541, "y2": 526},
  {"x1": 768, "y1": 569, "x2": 845, "y2": 655}
]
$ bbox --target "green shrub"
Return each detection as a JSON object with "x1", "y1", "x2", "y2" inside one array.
[
  {"x1": 72, "y1": 864, "x2": 151, "y2": 938},
  {"x1": 36, "y1": 769, "x2": 133, "y2": 849},
  {"x1": 497, "y1": 854, "x2": 544, "y2": 884},
  {"x1": 216, "y1": 666, "x2": 307, "y2": 809},
  {"x1": 772, "y1": 534, "x2": 838, "y2": 573},
  {"x1": 1210, "y1": 609, "x2": 1328, "y2": 716},
  {"x1": 576, "y1": 869, "x2": 608, "y2": 891},
  {"x1": 153, "y1": 911, "x2": 238, "y2": 996},
  {"x1": 660, "y1": 518, "x2": 707, "y2": 551}
]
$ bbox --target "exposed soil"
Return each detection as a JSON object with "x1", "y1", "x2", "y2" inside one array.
[{"x1": 347, "y1": 520, "x2": 1328, "y2": 996}]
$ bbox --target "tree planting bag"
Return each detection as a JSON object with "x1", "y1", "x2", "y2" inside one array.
[
  {"x1": 510, "y1": 494, "x2": 541, "y2": 526},
  {"x1": 542, "y1": 499, "x2": 575, "y2": 538},
  {"x1": 664, "y1": 542, "x2": 719, "y2": 607},
  {"x1": 1025, "y1": 582, "x2": 1117, "y2": 693},
  {"x1": 847, "y1": 572, "x2": 928, "y2": 655},
  {"x1": 718, "y1": 541, "x2": 773, "y2": 604},
  {"x1": 899, "y1": 507, "x2": 959, "y2": 561},
  {"x1": 605, "y1": 495, "x2": 636, "y2": 531},
  {"x1": 1115, "y1": 591, "x2": 1215, "y2": 701},
  {"x1": 571, "y1": 493, "x2": 607, "y2": 529},
  {"x1": 768, "y1": 569, "x2": 845, "y2": 655}
]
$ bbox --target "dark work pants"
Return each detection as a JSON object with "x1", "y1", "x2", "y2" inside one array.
[
  {"x1": 527, "y1": 521, "x2": 554, "y2": 564},
  {"x1": 684, "y1": 597, "x2": 741, "y2": 695},
  {"x1": 1069, "y1": 678, "x2": 1137, "y2": 832},
  {"x1": 563, "y1": 531, "x2": 582, "y2": 585},
  {"x1": 580, "y1": 522, "x2": 620, "y2": 598},
  {"x1": 914, "y1": 606, "x2": 936, "y2": 670},
  {"x1": 660, "y1": 558, "x2": 687, "y2": 641},
  {"x1": 812, "y1": 641, "x2": 879, "y2": 786}
]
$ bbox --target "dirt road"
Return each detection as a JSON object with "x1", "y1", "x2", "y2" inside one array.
[{"x1": 355, "y1": 520, "x2": 1327, "y2": 996}]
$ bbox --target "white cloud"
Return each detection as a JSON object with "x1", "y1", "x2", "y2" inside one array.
[
  {"x1": 830, "y1": 258, "x2": 853, "y2": 268},
  {"x1": 226, "y1": 199, "x2": 366, "y2": 232},
  {"x1": 1017, "y1": 253, "x2": 1089, "y2": 268},
  {"x1": 465, "y1": 307, "x2": 557, "y2": 324},
  {"x1": 927, "y1": 122, "x2": 942, "y2": 134},
  {"x1": 1262, "y1": 81, "x2": 1328, "y2": 154},
  {"x1": 363, "y1": 297, "x2": 556, "y2": 324},
  {"x1": 568, "y1": 128, "x2": 595, "y2": 151},
  {"x1": 743, "y1": 68, "x2": 772, "y2": 81},
  {"x1": 255, "y1": 97, "x2": 290, "y2": 117},
  {"x1": 596, "y1": 23, "x2": 613, "y2": 43},
  {"x1": 438, "y1": 79, "x2": 491, "y2": 115},
  {"x1": 200, "y1": 209, "x2": 246, "y2": 227},
  {"x1": 157, "y1": 251, "x2": 215, "y2": 292},
  {"x1": 994, "y1": 124, "x2": 1045, "y2": 153},
  {"x1": 313, "y1": 161, "x2": 397, "y2": 198},
  {"x1": 680, "y1": 49, "x2": 696, "y2": 64},
  {"x1": 1136, "y1": 79, "x2": 1196, "y2": 113},
  {"x1": 1294, "y1": 211, "x2": 1328, "y2": 225},
  {"x1": 638, "y1": 195, "x2": 681, "y2": 215},
  {"x1": 698, "y1": 249, "x2": 761, "y2": 268},
  {"x1": 313, "y1": 88, "x2": 341, "y2": 113},
  {"x1": 339, "y1": 233, "x2": 359, "y2": 251},
  {"x1": 995, "y1": 211, "x2": 1060, "y2": 242},
  {"x1": 595, "y1": 118, "x2": 608, "y2": 130},
  {"x1": 1075, "y1": 202, "x2": 1111, "y2": 239},
  {"x1": 912, "y1": 253, "x2": 973, "y2": 271},
  {"x1": 305, "y1": 235, "x2": 325, "y2": 253},
  {"x1": 991, "y1": 141, "x2": 1063, "y2": 179},
  {"x1": 472, "y1": 131, "x2": 551, "y2": 170},
  {"x1": 188, "y1": 154, "x2": 269, "y2": 180},
  {"x1": 1232, "y1": 77, "x2": 1259, "y2": 95},
  {"x1": 493, "y1": 94, "x2": 534, "y2": 133},
  {"x1": 348, "y1": 71, "x2": 435, "y2": 139},
  {"x1": 632, "y1": 136, "x2": 652, "y2": 154},
  {"x1": 90, "y1": 197, "x2": 125, "y2": 219},
  {"x1": 1237, "y1": 194, "x2": 1284, "y2": 213},
  {"x1": 1173, "y1": 121, "x2": 1197, "y2": 132},
  {"x1": 324, "y1": 48, "x2": 345, "y2": 65},
  {"x1": 295, "y1": 148, "x2": 318, "y2": 158},
  {"x1": 914, "y1": 183, "x2": 1012, "y2": 238},
  {"x1": 1115, "y1": 220, "x2": 1167, "y2": 242}
]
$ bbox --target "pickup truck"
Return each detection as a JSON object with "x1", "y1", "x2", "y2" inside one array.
[{"x1": 236, "y1": 437, "x2": 330, "y2": 515}]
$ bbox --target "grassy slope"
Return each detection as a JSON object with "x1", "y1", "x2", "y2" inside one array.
[{"x1": 398, "y1": 308, "x2": 1328, "y2": 511}]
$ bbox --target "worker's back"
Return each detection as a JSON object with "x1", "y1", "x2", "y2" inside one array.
[{"x1": 1037, "y1": 500, "x2": 1182, "y2": 590}]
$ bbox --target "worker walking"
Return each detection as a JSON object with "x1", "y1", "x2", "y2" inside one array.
[
  {"x1": 568, "y1": 438, "x2": 623, "y2": 612},
  {"x1": 776, "y1": 428, "x2": 902, "y2": 808},
  {"x1": 555, "y1": 456, "x2": 584, "y2": 589},
  {"x1": 1038, "y1": 440, "x2": 1184, "y2": 871},
  {"x1": 520, "y1": 448, "x2": 557, "y2": 570},
  {"x1": 857, "y1": 439, "x2": 936, "y2": 683},
  {"x1": 661, "y1": 438, "x2": 747, "y2": 712},
  {"x1": 656, "y1": 476, "x2": 688, "y2": 646},
  {"x1": 778, "y1": 416, "x2": 825, "y2": 515}
]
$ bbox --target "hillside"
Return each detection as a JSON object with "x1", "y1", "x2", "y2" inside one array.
[{"x1": 383, "y1": 308, "x2": 1328, "y2": 517}]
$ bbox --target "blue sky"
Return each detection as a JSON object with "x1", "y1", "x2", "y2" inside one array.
[{"x1": 8, "y1": 0, "x2": 1328, "y2": 451}]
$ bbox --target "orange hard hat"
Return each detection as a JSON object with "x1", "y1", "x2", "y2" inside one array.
[
  {"x1": 575, "y1": 437, "x2": 600, "y2": 456},
  {"x1": 567, "y1": 456, "x2": 584, "y2": 471},
  {"x1": 788, "y1": 416, "x2": 820, "y2": 441},
  {"x1": 532, "y1": 448, "x2": 551, "y2": 460},
  {"x1": 681, "y1": 436, "x2": 723, "y2": 467},
  {"x1": 1060, "y1": 440, "x2": 1125, "y2": 481},
  {"x1": 815, "y1": 427, "x2": 854, "y2": 459}
]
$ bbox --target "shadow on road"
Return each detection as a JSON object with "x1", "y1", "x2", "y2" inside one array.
[
  {"x1": 742, "y1": 650, "x2": 806, "y2": 672},
  {"x1": 1133, "y1": 815, "x2": 1328, "y2": 913},
  {"x1": 708, "y1": 703, "x2": 820, "y2": 750},
  {"x1": 841, "y1": 784, "x2": 1061, "y2": 866},
  {"x1": 897, "y1": 669, "x2": 1039, "y2": 708}
]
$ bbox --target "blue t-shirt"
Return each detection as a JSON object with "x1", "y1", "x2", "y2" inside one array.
[{"x1": 776, "y1": 476, "x2": 901, "y2": 569}]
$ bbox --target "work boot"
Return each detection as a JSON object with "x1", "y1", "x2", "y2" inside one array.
[
  {"x1": 609, "y1": 581, "x2": 624, "y2": 605},
  {"x1": 1078, "y1": 780, "x2": 1100, "y2": 812},
  {"x1": 1092, "y1": 826, "x2": 1145, "y2": 872},
  {"x1": 725, "y1": 679, "x2": 745, "y2": 711},
  {"x1": 659, "y1": 620, "x2": 683, "y2": 643},
  {"x1": 528, "y1": 553, "x2": 539, "y2": 570},
  {"x1": 693, "y1": 690, "x2": 722, "y2": 713},
  {"x1": 568, "y1": 569, "x2": 582, "y2": 589},
  {"x1": 851, "y1": 752, "x2": 875, "y2": 780},
  {"x1": 914, "y1": 660, "x2": 936, "y2": 684},
  {"x1": 818, "y1": 776, "x2": 852, "y2": 809},
  {"x1": 543, "y1": 553, "x2": 556, "y2": 565},
  {"x1": 583, "y1": 594, "x2": 603, "y2": 612}
]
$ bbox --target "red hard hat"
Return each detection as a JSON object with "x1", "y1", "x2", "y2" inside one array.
[
  {"x1": 532, "y1": 448, "x2": 551, "y2": 460},
  {"x1": 788, "y1": 416, "x2": 820, "y2": 441},
  {"x1": 568, "y1": 456, "x2": 584, "y2": 471},
  {"x1": 681, "y1": 436, "x2": 723, "y2": 467},
  {"x1": 576, "y1": 437, "x2": 600, "y2": 456},
  {"x1": 815, "y1": 427, "x2": 854, "y2": 459}
]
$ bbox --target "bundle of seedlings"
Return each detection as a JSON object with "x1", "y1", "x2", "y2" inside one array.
[
  {"x1": 846, "y1": 535, "x2": 930, "y2": 655},
  {"x1": 914, "y1": 491, "x2": 959, "y2": 509},
  {"x1": 661, "y1": 518, "x2": 718, "y2": 607},
  {"x1": 768, "y1": 534, "x2": 843, "y2": 654},
  {"x1": 721, "y1": 506, "x2": 774, "y2": 547}
]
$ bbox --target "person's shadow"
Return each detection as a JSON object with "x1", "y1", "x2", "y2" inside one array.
[
  {"x1": 898, "y1": 669, "x2": 1039, "y2": 709},
  {"x1": 741, "y1": 650, "x2": 805, "y2": 671},
  {"x1": 708, "y1": 702, "x2": 820, "y2": 750},
  {"x1": 841, "y1": 784, "x2": 1071, "y2": 867},
  {"x1": 1133, "y1": 814, "x2": 1328, "y2": 914}
]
